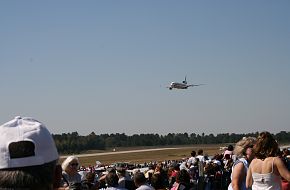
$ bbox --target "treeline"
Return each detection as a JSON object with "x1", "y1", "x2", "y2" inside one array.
[{"x1": 53, "y1": 131, "x2": 290, "y2": 154}]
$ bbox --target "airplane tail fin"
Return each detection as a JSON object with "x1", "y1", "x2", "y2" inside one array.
[{"x1": 182, "y1": 76, "x2": 187, "y2": 84}]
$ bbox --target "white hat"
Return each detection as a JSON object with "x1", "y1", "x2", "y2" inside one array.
[{"x1": 0, "y1": 116, "x2": 59, "y2": 169}]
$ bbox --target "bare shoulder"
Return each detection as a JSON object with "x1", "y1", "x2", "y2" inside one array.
[
  {"x1": 269, "y1": 157, "x2": 286, "y2": 172},
  {"x1": 233, "y1": 161, "x2": 245, "y2": 171},
  {"x1": 273, "y1": 157, "x2": 284, "y2": 165},
  {"x1": 250, "y1": 158, "x2": 259, "y2": 164},
  {"x1": 250, "y1": 158, "x2": 263, "y2": 166}
]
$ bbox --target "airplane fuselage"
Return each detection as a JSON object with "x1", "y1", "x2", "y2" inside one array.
[{"x1": 169, "y1": 82, "x2": 189, "y2": 89}]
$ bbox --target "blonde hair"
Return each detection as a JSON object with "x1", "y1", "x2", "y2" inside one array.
[
  {"x1": 233, "y1": 137, "x2": 256, "y2": 158},
  {"x1": 61, "y1": 155, "x2": 79, "y2": 171}
]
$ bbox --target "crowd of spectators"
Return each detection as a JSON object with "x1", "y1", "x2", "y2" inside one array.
[
  {"x1": 0, "y1": 117, "x2": 289, "y2": 190},
  {"x1": 55, "y1": 143, "x2": 290, "y2": 190}
]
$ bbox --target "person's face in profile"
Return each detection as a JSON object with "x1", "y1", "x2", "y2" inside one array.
[
  {"x1": 68, "y1": 161, "x2": 79, "y2": 174},
  {"x1": 246, "y1": 146, "x2": 254, "y2": 161}
]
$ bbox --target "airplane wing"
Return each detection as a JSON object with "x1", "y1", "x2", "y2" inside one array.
[{"x1": 187, "y1": 84, "x2": 205, "y2": 87}]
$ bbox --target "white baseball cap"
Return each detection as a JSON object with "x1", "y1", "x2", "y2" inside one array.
[{"x1": 0, "y1": 116, "x2": 59, "y2": 169}]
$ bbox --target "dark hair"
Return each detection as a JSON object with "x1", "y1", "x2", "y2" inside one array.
[
  {"x1": 197, "y1": 149, "x2": 203, "y2": 155},
  {"x1": 134, "y1": 172, "x2": 146, "y2": 187},
  {"x1": 173, "y1": 163, "x2": 180, "y2": 170},
  {"x1": 227, "y1": 145, "x2": 234, "y2": 151},
  {"x1": 116, "y1": 167, "x2": 126, "y2": 176},
  {"x1": 148, "y1": 164, "x2": 155, "y2": 170},
  {"x1": 151, "y1": 173, "x2": 165, "y2": 189},
  {"x1": 224, "y1": 154, "x2": 231, "y2": 160},
  {"x1": 176, "y1": 169, "x2": 190, "y2": 184},
  {"x1": 85, "y1": 172, "x2": 96, "y2": 183},
  {"x1": 254, "y1": 131, "x2": 279, "y2": 160},
  {"x1": 0, "y1": 160, "x2": 57, "y2": 189},
  {"x1": 191, "y1": 150, "x2": 196, "y2": 157},
  {"x1": 105, "y1": 171, "x2": 119, "y2": 187}
]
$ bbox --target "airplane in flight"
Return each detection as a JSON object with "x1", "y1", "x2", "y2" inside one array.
[{"x1": 167, "y1": 76, "x2": 204, "y2": 90}]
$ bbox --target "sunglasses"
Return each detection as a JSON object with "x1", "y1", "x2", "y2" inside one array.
[{"x1": 70, "y1": 163, "x2": 79, "y2": 167}]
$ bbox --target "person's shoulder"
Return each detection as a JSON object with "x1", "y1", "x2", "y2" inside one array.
[
  {"x1": 233, "y1": 159, "x2": 246, "y2": 170},
  {"x1": 62, "y1": 171, "x2": 69, "y2": 178},
  {"x1": 272, "y1": 156, "x2": 286, "y2": 165},
  {"x1": 259, "y1": 157, "x2": 280, "y2": 165},
  {"x1": 116, "y1": 187, "x2": 128, "y2": 190},
  {"x1": 233, "y1": 161, "x2": 244, "y2": 167},
  {"x1": 136, "y1": 184, "x2": 154, "y2": 190},
  {"x1": 237, "y1": 157, "x2": 249, "y2": 165},
  {"x1": 76, "y1": 172, "x2": 82, "y2": 177},
  {"x1": 250, "y1": 158, "x2": 260, "y2": 163}
]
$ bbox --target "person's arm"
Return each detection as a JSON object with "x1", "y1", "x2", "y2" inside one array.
[
  {"x1": 98, "y1": 173, "x2": 107, "y2": 182},
  {"x1": 231, "y1": 162, "x2": 244, "y2": 190},
  {"x1": 275, "y1": 157, "x2": 290, "y2": 181},
  {"x1": 246, "y1": 164, "x2": 253, "y2": 189}
]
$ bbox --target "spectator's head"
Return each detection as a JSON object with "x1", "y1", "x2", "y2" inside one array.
[
  {"x1": 282, "y1": 148, "x2": 290, "y2": 157},
  {"x1": 105, "y1": 171, "x2": 119, "y2": 187},
  {"x1": 173, "y1": 162, "x2": 180, "y2": 171},
  {"x1": 154, "y1": 163, "x2": 163, "y2": 174},
  {"x1": 82, "y1": 172, "x2": 97, "y2": 190},
  {"x1": 176, "y1": 169, "x2": 190, "y2": 184},
  {"x1": 213, "y1": 154, "x2": 223, "y2": 160},
  {"x1": 85, "y1": 172, "x2": 96, "y2": 183},
  {"x1": 0, "y1": 116, "x2": 59, "y2": 189},
  {"x1": 190, "y1": 150, "x2": 196, "y2": 157},
  {"x1": 234, "y1": 136, "x2": 256, "y2": 159},
  {"x1": 227, "y1": 144, "x2": 234, "y2": 151},
  {"x1": 61, "y1": 155, "x2": 80, "y2": 175},
  {"x1": 197, "y1": 149, "x2": 203, "y2": 155},
  {"x1": 224, "y1": 154, "x2": 231, "y2": 160},
  {"x1": 148, "y1": 164, "x2": 155, "y2": 170},
  {"x1": 254, "y1": 131, "x2": 279, "y2": 160},
  {"x1": 116, "y1": 167, "x2": 126, "y2": 177},
  {"x1": 134, "y1": 171, "x2": 147, "y2": 187},
  {"x1": 151, "y1": 173, "x2": 165, "y2": 189}
]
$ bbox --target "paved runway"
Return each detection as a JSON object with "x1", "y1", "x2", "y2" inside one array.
[{"x1": 60, "y1": 147, "x2": 182, "y2": 159}]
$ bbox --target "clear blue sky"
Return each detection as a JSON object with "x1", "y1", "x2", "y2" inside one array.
[{"x1": 1, "y1": 1, "x2": 289, "y2": 136}]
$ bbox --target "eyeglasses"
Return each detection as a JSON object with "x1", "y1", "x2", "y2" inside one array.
[{"x1": 70, "y1": 163, "x2": 79, "y2": 167}]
